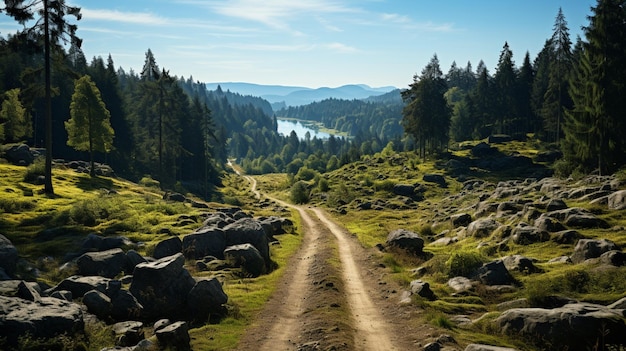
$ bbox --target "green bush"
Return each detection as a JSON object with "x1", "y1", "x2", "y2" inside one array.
[
  {"x1": 0, "y1": 197, "x2": 35, "y2": 213},
  {"x1": 295, "y1": 167, "x2": 317, "y2": 181},
  {"x1": 373, "y1": 179, "x2": 395, "y2": 192},
  {"x1": 23, "y1": 157, "x2": 45, "y2": 183},
  {"x1": 318, "y1": 178, "x2": 330, "y2": 192},
  {"x1": 290, "y1": 181, "x2": 309, "y2": 204},
  {"x1": 446, "y1": 250, "x2": 486, "y2": 278},
  {"x1": 139, "y1": 175, "x2": 160, "y2": 188}
]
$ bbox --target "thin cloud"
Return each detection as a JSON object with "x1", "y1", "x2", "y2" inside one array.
[
  {"x1": 324, "y1": 42, "x2": 357, "y2": 53},
  {"x1": 380, "y1": 12, "x2": 455, "y2": 32},
  {"x1": 81, "y1": 8, "x2": 169, "y2": 26}
]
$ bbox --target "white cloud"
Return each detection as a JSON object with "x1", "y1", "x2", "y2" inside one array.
[
  {"x1": 81, "y1": 8, "x2": 169, "y2": 26},
  {"x1": 324, "y1": 42, "x2": 357, "y2": 53}
]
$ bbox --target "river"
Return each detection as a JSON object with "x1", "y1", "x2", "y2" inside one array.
[{"x1": 276, "y1": 119, "x2": 332, "y2": 140}]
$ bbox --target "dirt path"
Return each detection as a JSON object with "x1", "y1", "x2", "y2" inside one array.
[{"x1": 235, "y1": 169, "x2": 427, "y2": 350}]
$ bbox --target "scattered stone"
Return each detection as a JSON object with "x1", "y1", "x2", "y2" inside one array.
[
  {"x1": 501, "y1": 255, "x2": 540, "y2": 274},
  {"x1": 76, "y1": 248, "x2": 128, "y2": 278},
  {"x1": 465, "y1": 344, "x2": 519, "y2": 351},
  {"x1": 511, "y1": 223, "x2": 549, "y2": 245},
  {"x1": 473, "y1": 260, "x2": 515, "y2": 286},
  {"x1": 451, "y1": 213, "x2": 472, "y2": 228},
  {"x1": 466, "y1": 218, "x2": 500, "y2": 238},
  {"x1": 447, "y1": 276, "x2": 474, "y2": 294},
  {"x1": 112, "y1": 321, "x2": 144, "y2": 347},
  {"x1": 409, "y1": 279, "x2": 436, "y2": 300},
  {"x1": 423, "y1": 173, "x2": 447, "y2": 187},
  {"x1": 50, "y1": 275, "x2": 110, "y2": 298},
  {"x1": 224, "y1": 243, "x2": 266, "y2": 277},
  {"x1": 153, "y1": 236, "x2": 182, "y2": 259},
  {"x1": 187, "y1": 278, "x2": 228, "y2": 321},
  {"x1": 608, "y1": 190, "x2": 626, "y2": 210},
  {"x1": 386, "y1": 229, "x2": 424, "y2": 254},
  {"x1": 155, "y1": 321, "x2": 190, "y2": 350}
]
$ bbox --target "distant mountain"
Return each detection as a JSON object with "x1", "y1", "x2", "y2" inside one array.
[{"x1": 204, "y1": 82, "x2": 397, "y2": 107}]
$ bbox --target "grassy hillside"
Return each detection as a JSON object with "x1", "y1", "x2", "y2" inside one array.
[
  {"x1": 255, "y1": 139, "x2": 626, "y2": 349},
  {"x1": 0, "y1": 161, "x2": 302, "y2": 350}
]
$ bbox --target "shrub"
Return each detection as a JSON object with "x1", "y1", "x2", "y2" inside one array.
[
  {"x1": 0, "y1": 197, "x2": 35, "y2": 213},
  {"x1": 295, "y1": 167, "x2": 317, "y2": 181},
  {"x1": 290, "y1": 181, "x2": 309, "y2": 204},
  {"x1": 446, "y1": 250, "x2": 485, "y2": 278},
  {"x1": 318, "y1": 178, "x2": 330, "y2": 192},
  {"x1": 373, "y1": 180, "x2": 395, "y2": 192},
  {"x1": 139, "y1": 175, "x2": 160, "y2": 188},
  {"x1": 23, "y1": 157, "x2": 45, "y2": 183}
]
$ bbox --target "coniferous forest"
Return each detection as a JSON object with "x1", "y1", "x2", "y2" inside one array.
[{"x1": 1, "y1": 1, "x2": 625, "y2": 197}]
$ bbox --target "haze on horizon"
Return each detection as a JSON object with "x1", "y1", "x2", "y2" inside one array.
[{"x1": 0, "y1": 0, "x2": 594, "y2": 89}]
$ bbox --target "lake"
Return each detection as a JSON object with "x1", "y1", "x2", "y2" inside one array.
[{"x1": 276, "y1": 119, "x2": 332, "y2": 140}]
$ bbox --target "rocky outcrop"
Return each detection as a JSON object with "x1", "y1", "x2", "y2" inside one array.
[
  {"x1": 224, "y1": 243, "x2": 266, "y2": 277},
  {"x1": 76, "y1": 248, "x2": 129, "y2": 278},
  {"x1": 570, "y1": 239, "x2": 619, "y2": 264}
]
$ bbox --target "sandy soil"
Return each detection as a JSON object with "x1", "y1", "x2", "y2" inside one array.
[{"x1": 235, "y1": 171, "x2": 441, "y2": 350}]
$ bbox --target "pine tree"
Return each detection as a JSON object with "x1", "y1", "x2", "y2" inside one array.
[
  {"x1": 563, "y1": 0, "x2": 626, "y2": 175},
  {"x1": 541, "y1": 7, "x2": 573, "y2": 144},
  {"x1": 494, "y1": 42, "x2": 517, "y2": 134},
  {"x1": 4, "y1": 0, "x2": 81, "y2": 194},
  {"x1": 401, "y1": 54, "x2": 451, "y2": 158},
  {"x1": 65, "y1": 75, "x2": 114, "y2": 177}
]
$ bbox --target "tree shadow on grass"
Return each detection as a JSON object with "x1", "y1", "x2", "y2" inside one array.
[{"x1": 76, "y1": 175, "x2": 116, "y2": 192}]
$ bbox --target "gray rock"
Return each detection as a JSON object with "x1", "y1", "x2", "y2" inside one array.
[
  {"x1": 497, "y1": 298, "x2": 529, "y2": 311},
  {"x1": 80, "y1": 233, "x2": 133, "y2": 253},
  {"x1": 153, "y1": 236, "x2": 182, "y2": 259},
  {"x1": 386, "y1": 229, "x2": 424, "y2": 254},
  {"x1": 83, "y1": 289, "x2": 112, "y2": 320},
  {"x1": 259, "y1": 216, "x2": 293, "y2": 237},
  {"x1": 155, "y1": 321, "x2": 190, "y2": 350},
  {"x1": 571, "y1": 239, "x2": 618, "y2": 264},
  {"x1": 451, "y1": 213, "x2": 472, "y2": 228},
  {"x1": 164, "y1": 192, "x2": 186, "y2": 202},
  {"x1": 466, "y1": 218, "x2": 500, "y2": 238},
  {"x1": 50, "y1": 290, "x2": 73, "y2": 301},
  {"x1": 447, "y1": 276, "x2": 474, "y2": 294},
  {"x1": 534, "y1": 215, "x2": 566, "y2": 232},
  {"x1": 129, "y1": 253, "x2": 196, "y2": 321},
  {"x1": 0, "y1": 295, "x2": 84, "y2": 346},
  {"x1": 126, "y1": 249, "x2": 147, "y2": 270},
  {"x1": 501, "y1": 255, "x2": 540, "y2": 274},
  {"x1": 110, "y1": 288, "x2": 144, "y2": 321},
  {"x1": 545, "y1": 207, "x2": 609, "y2": 229},
  {"x1": 50, "y1": 275, "x2": 110, "y2": 297},
  {"x1": 546, "y1": 198, "x2": 567, "y2": 211},
  {"x1": 473, "y1": 260, "x2": 515, "y2": 286},
  {"x1": 187, "y1": 278, "x2": 228, "y2": 321},
  {"x1": 0, "y1": 233, "x2": 18, "y2": 277},
  {"x1": 16, "y1": 280, "x2": 41, "y2": 302},
  {"x1": 182, "y1": 227, "x2": 226, "y2": 260},
  {"x1": 223, "y1": 218, "x2": 271, "y2": 270},
  {"x1": 4, "y1": 144, "x2": 34, "y2": 165},
  {"x1": 551, "y1": 229, "x2": 583, "y2": 244},
  {"x1": 599, "y1": 250, "x2": 625, "y2": 266},
  {"x1": 495, "y1": 302, "x2": 626, "y2": 349},
  {"x1": 224, "y1": 243, "x2": 266, "y2": 277},
  {"x1": 608, "y1": 190, "x2": 626, "y2": 210},
  {"x1": 511, "y1": 223, "x2": 549, "y2": 245},
  {"x1": 409, "y1": 279, "x2": 436, "y2": 300},
  {"x1": 112, "y1": 321, "x2": 144, "y2": 347},
  {"x1": 76, "y1": 248, "x2": 128, "y2": 278}
]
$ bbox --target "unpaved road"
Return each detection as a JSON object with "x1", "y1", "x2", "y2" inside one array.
[{"x1": 236, "y1": 172, "x2": 430, "y2": 350}]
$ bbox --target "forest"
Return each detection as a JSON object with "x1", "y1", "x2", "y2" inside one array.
[{"x1": 1, "y1": 1, "x2": 625, "y2": 198}]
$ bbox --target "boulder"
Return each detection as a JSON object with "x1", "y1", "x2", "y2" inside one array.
[
  {"x1": 471, "y1": 142, "x2": 497, "y2": 157},
  {"x1": 501, "y1": 255, "x2": 540, "y2": 274},
  {"x1": 112, "y1": 321, "x2": 144, "y2": 347},
  {"x1": 50, "y1": 275, "x2": 110, "y2": 297},
  {"x1": 153, "y1": 236, "x2": 182, "y2": 259},
  {"x1": 155, "y1": 321, "x2": 190, "y2": 350},
  {"x1": 223, "y1": 218, "x2": 271, "y2": 269},
  {"x1": 110, "y1": 288, "x2": 144, "y2": 321},
  {"x1": 164, "y1": 192, "x2": 186, "y2": 202},
  {"x1": 608, "y1": 297, "x2": 626, "y2": 310},
  {"x1": 409, "y1": 279, "x2": 436, "y2": 300},
  {"x1": 187, "y1": 278, "x2": 228, "y2": 321},
  {"x1": 546, "y1": 198, "x2": 568, "y2": 212},
  {"x1": 473, "y1": 260, "x2": 515, "y2": 286},
  {"x1": 571, "y1": 239, "x2": 618, "y2": 264},
  {"x1": 511, "y1": 223, "x2": 549, "y2": 245},
  {"x1": 545, "y1": 207, "x2": 609, "y2": 229},
  {"x1": 4, "y1": 144, "x2": 34, "y2": 165},
  {"x1": 447, "y1": 276, "x2": 474, "y2": 294},
  {"x1": 0, "y1": 233, "x2": 18, "y2": 277},
  {"x1": 534, "y1": 215, "x2": 566, "y2": 232},
  {"x1": 259, "y1": 216, "x2": 293, "y2": 237},
  {"x1": 80, "y1": 233, "x2": 133, "y2": 253},
  {"x1": 0, "y1": 295, "x2": 84, "y2": 346},
  {"x1": 466, "y1": 218, "x2": 500, "y2": 238},
  {"x1": 224, "y1": 243, "x2": 266, "y2": 277},
  {"x1": 83, "y1": 289, "x2": 112, "y2": 320},
  {"x1": 182, "y1": 227, "x2": 226, "y2": 260},
  {"x1": 129, "y1": 253, "x2": 196, "y2": 321},
  {"x1": 201, "y1": 212, "x2": 233, "y2": 229},
  {"x1": 608, "y1": 190, "x2": 626, "y2": 210},
  {"x1": 386, "y1": 229, "x2": 424, "y2": 254},
  {"x1": 451, "y1": 213, "x2": 472, "y2": 228},
  {"x1": 0, "y1": 280, "x2": 41, "y2": 301},
  {"x1": 76, "y1": 248, "x2": 128, "y2": 278},
  {"x1": 551, "y1": 230, "x2": 583, "y2": 245},
  {"x1": 495, "y1": 302, "x2": 626, "y2": 350},
  {"x1": 392, "y1": 184, "x2": 417, "y2": 198},
  {"x1": 599, "y1": 250, "x2": 626, "y2": 267},
  {"x1": 126, "y1": 249, "x2": 147, "y2": 270}
]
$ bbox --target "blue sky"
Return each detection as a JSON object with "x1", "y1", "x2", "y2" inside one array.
[{"x1": 1, "y1": 0, "x2": 595, "y2": 89}]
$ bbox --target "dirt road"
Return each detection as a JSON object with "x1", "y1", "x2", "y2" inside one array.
[{"x1": 236, "y1": 172, "x2": 425, "y2": 350}]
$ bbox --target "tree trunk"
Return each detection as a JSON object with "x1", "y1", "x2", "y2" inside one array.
[{"x1": 43, "y1": 0, "x2": 54, "y2": 194}]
